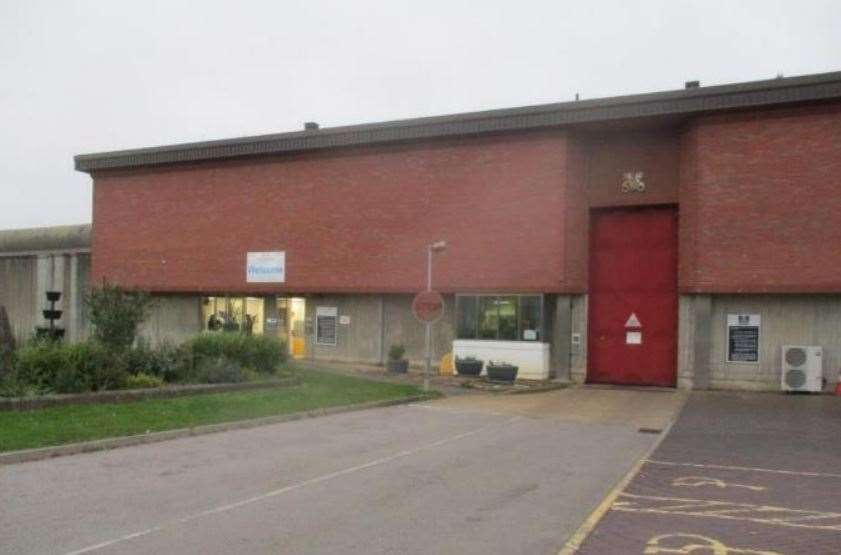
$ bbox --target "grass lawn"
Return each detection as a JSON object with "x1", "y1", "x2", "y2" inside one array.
[{"x1": 0, "y1": 367, "x2": 431, "y2": 453}]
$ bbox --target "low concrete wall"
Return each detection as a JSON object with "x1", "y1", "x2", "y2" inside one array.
[{"x1": 453, "y1": 339, "x2": 550, "y2": 380}]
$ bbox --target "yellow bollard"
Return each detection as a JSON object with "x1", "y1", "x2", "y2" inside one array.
[{"x1": 439, "y1": 352, "x2": 455, "y2": 376}]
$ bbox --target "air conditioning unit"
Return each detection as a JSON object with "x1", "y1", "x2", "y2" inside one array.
[{"x1": 781, "y1": 345, "x2": 823, "y2": 393}]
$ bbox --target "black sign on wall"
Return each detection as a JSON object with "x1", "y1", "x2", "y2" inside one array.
[
  {"x1": 316, "y1": 307, "x2": 337, "y2": 346},
  {"x1": 726, "y1": 313, "x2": 760, "y2": 363}
]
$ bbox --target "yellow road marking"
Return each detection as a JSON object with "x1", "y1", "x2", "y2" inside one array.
[
  {"x1": 672, "y1": 476, "x2": 766, "y2": 491},
  {"x1": 647, "y1": 459, "x2": 841, "y2": 479},
  {"x1": 614, "y1": 492, "x2": 841, "y2": 531},
  {"x1": 644, "y1": 532, "x2": 780, "y2": 555},
  {"x1": 556, "y1": 394, "x2": 687, "y2": 554}
]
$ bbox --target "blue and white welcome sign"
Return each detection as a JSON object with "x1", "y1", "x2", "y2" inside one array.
[{"x1": 246, "y1": 251, "x2": 286, "y2": 283}]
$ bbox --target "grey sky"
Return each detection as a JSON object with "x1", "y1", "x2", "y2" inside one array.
[{"x1": 1, "y1": 0, "x2": 839, "y2": 230}]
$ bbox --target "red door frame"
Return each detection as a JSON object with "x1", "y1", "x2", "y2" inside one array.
[{"x1": 586, "y1": 205, "x2": 678, "y2": 387}]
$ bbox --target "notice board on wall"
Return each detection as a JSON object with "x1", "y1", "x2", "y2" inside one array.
[
  {"x1": 316, "y1": 306, "x2": 338, "y2": 345},
  {"x1": 727, "y1": 313, "x2": 760, "y2": 363}
]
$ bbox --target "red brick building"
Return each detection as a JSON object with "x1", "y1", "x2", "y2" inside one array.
[{"x1": 76, "y1": 71, "x2": 841, "y2": 390}]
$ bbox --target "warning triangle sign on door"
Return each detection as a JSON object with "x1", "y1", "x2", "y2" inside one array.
[{"x1": 624, "y1": 313, "x2": 642, "y2": 328}]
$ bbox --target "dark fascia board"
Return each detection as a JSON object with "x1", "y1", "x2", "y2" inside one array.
[{"x1": 75, "y1": 70, "x2": 841, "y2": 173}]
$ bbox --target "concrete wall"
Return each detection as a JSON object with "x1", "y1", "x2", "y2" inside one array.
[
  {"x1": 138, "y1": 295, "x2": 203, "y2": 346},
  {"x1": 306, "y1": 294, "x2": 383, "y2": 365},
  {"x1": 0, "y1": 253, "x2": 91, "y2": 345},
  {"x1": 569, "y1": 295, "x2": 588, "y2": 383},
  {"x1": 706, "y1": 295, "x2": 841, "y2": 391},
  {"x1": 303, "y1": 293, "x2": 456, "y2": 368}
]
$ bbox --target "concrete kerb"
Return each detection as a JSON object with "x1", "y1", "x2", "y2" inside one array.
[{"x1": 0, "y1": 394, "x2": 434, "y2": 466}]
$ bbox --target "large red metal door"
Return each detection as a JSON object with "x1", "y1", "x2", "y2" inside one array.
[{"x1": 587, "y1": 206, "x2": 678, "y2": 387}]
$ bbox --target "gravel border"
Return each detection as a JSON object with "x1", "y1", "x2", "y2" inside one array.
[{"x1": 0, "y1": 394, "x2": 433, "y2": 465}]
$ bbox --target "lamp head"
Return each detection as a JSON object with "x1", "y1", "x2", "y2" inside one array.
[{"x1": 429, "y1": 240, "x2": 447, "y2": 253}]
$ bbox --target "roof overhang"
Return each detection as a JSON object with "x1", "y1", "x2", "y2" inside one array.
[{"x1": 75, "y1": 70, "x2": 841, "y2": 173}]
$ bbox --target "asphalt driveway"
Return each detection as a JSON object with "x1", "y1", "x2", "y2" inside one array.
[{"x1": 0, "y1": 386, "x2": 684, "y2": 555}]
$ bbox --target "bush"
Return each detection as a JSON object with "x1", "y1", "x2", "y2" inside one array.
[
  {"x1": 15, "y1": 339, "x2": 126, "y2": 394},
  {"x1": 7, "y1": 332, "x2": 285, "y2": 396},
  {"x1": 194, "y1": 357, "x2": 247, "y2": 384},
  {"x1": 0, "y1": 370, "x2": 37, "y2": 398},
  {"x1": 63, "y1": 341, "x2": 123, "y2": 392},
  {"x1": 15, "y1": 340, "x2": 73, "y2": 392},
  {"x1": 86, "y1": 282, "x2": 151, "y2": 351},
  {"x1": 123, "y1": 372, "x2": 165, "y2": 389},
  {"x1": 187, "y1": 333, "x2": 286, "y2": 374},
  {"x1": 388, "y1": 344, "x2": 406, "y2": 361}
]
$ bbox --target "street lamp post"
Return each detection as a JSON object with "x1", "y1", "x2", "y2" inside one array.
[{"x1": 424, "y1": 241, "x2": 447, "y2": 391}]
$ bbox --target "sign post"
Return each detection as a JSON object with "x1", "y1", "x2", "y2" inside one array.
[
  {"x1": 412, "y1": 290, "x2": 445, "y2": 391},
  {"x1": 413, "y1": 240, "x2": 447, "y2": 392}
]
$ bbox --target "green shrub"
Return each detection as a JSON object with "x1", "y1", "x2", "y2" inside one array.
[
  {"x1": 194, "y1": 357, "x2": 247, "y2": 384},
  {"x1": 124, "y1": 372, "x2": 165, "y2": 389},
  {"x1": 188, "y1": 333, "x2": 286, "y2": 374},
  {"x1": 15, "y1": 340, "x2": 71, "y2": 392},
  {"x1": 388, "y1": 344, "x2": 406, "y2": 361},
  {"x1": 66, "y1": 341, "x2": 123, "y2": 392},
  {"x1": 0, "y1": 370, "x2": 37, "y2": 398},
  {"x1": 15, "y1": 339, "x2": 127, "y2": 394},
  {"x1": 86, "y1": 282, "x2": 151, "y2": 351}
]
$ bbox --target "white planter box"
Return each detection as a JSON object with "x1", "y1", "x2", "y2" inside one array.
[{"x1": 452, "y1": 340, "x2": 551, "y2": 380}]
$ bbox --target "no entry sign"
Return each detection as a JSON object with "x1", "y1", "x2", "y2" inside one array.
[{"x1": 412, "y1": 290, "x2": 444, "y2": 323}]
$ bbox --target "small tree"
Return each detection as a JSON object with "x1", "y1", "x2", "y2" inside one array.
[
  {"x1": 0, "y1": 306, "x2": 14, "y2": 376},
  {"x1": 85, "y1": 281, "x2": 151, "y2": 351}
]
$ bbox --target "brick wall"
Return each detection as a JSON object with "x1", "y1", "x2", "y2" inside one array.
[
  {"x1": 91, "y1": 132, "x2": 570, "y2": 294},
  {"x1": 90, "y1": 100, "x2": 841, "y2": 295},
  {"x1": 585, "y1": 129, "x2": 680, "y2": 209},
  {"x1": 680, "y1": 102, "x2": 841, "y2": 292}
]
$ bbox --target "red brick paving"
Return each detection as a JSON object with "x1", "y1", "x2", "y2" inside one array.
[{"x1": 577, "y1": 392, "x2": 841, "y2": 554}]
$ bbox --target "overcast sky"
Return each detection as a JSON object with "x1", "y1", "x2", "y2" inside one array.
[{"x1": 1, "y1": 0, "x2": 839, "y2": 230}]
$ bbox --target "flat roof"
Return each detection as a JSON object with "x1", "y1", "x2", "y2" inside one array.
[
  {"x1": 75, "y1": 70, "x2": 841, "y2": 173},
  {"x1": 0, "y1": 224, "x2": 91, "y2": 255}
]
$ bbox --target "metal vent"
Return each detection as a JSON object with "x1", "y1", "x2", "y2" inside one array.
[
  {"x1": 784, "y1": 368, "x2": 807, "y2": 389},
  {"x1": 785, "y1": 347, "x2": 807, "y2": 367}
]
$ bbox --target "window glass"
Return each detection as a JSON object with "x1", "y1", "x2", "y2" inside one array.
[
  {"x1": 497, "y1": 296, "x2": 518, "y2": 340},
  {"x1": 519, "y1": 296, "x2": 541, "y2": 341},
  {"x1": 477, "y1": 296, "x2": 498, "y2": 339},
  {"x1": 457, "y1": 294, "x2": 544, "y2": 342},
  {"x1": 456, "y1": 296, "x2": 477, "y2": 339},
  {"x1": 245, "y1": 297, "x2": 264, "y2": 335},
  {"x1": 202, "y1": 297, "x2": 217, "y2": 331}
]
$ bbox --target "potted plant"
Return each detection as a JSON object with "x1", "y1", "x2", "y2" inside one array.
[
  {"x1": 486, "y1": 361, "x2": 519, "y2": 382},
  {"x1": 455, "y1": 356, "x2": 484, "y2": 376},
  {"x1": 387, "y1": 344, "x2": 409, "y2": 373}
]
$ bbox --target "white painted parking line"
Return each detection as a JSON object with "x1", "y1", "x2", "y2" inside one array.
[
  {"x1": 65, "y1": 416, "x2": 521, "y2": 555},
  {"x1": 407, "y1": 403, "x2": 512, "y2": 417},
  {"x1": 646, "y1": 459, "x2": 841, "y2": 479}
]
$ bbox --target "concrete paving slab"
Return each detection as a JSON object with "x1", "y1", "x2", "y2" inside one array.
[{"x1": 430, "y1": 385, "x2": 687, "y2": 430}]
